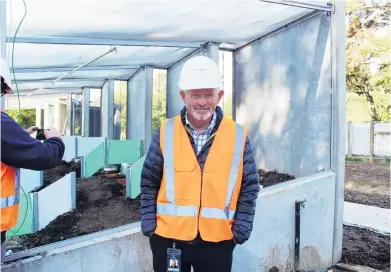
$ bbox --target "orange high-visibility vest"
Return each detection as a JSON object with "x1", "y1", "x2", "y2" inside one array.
[
  {"x1": 1, "y1": 162, "x2": 20, "y2": 232},
  {"x1": 155, "y1": 115, "x2": 247, "y2": 242}
]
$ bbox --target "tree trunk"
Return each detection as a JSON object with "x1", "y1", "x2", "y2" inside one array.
[
  {"x1": 365, "y1": 90, "x2": 377, "y2": 163},
  {"x1": 369, "y1": 118, "x2": 375, "y2": 163}
]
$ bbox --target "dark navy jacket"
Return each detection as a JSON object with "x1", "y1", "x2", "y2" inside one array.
[
  {"x1": 1, "y1": 112, "x2": 65, "y2": 170},
  {"x1": 140, "y1": 106, "x2": 260, "y2": 245}
]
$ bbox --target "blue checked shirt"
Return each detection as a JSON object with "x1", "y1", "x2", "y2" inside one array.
[{"x1": 185, "y1": 111, "x2": 217, "y2": 155}]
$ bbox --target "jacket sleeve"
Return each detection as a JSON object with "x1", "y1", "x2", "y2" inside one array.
[
  {"x1": 1, "y1": 112, "x2": 65, "y2": 171},
  {"x1": 232, "y1": 136, "x2": 260, "y2": 245},
  {"x1": 140, "y1": 125, "x2": 164, "y2": 237}
]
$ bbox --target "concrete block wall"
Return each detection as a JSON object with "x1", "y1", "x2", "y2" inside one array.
[
  {"x1": 2, "y1": 172, "x2": 336, "y2": 271},
  {"x1": 233, "y1": 12, "x2": 332, "y2": 178}
]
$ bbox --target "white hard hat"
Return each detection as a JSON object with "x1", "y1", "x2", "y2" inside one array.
[
  {"x1": 0, "y1": 57, "x2": 14, "y2": 94},
  {"x1": 178, "y1": 56, "x2": 222, "y2": 91}
]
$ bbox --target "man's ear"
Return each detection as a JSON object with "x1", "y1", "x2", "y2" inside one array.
[
  {"x1": 180, "y1": 90, "x2": 186, "y2": 102},
  {"x1": 217, "y1": 89, "x2": 224, "y2": 103}
]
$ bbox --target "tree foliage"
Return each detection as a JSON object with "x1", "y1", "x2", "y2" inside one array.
[
  {"x1": 152, "y1": 71, "x2": 167, "y2": 133},
  {"x1": 346, "y1": 0, "x2": 390, "y2": 122},
  {"x1": 5, "y1": 109, "x2": 36, "y2": 129}
]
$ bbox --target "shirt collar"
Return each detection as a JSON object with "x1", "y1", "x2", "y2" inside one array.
[{"x1": 185, "y1": 109, "x2": 217, "y2": 134}]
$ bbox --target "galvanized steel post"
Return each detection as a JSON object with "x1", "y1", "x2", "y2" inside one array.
[
  {"x1": 331, "y1": 0, "x2": 346, "y2": 264},
  {"x1": 82, "y1": 87, "x2": 90, "y2": 137},
  {"x1": 1, "y1": 0, "x2": 6, "y2": 110}
]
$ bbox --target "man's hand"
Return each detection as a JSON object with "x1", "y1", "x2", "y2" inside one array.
[
  {"x1": 44, "y1": 129, "x2": 62, "y2": 139},
  {"x1": 25, "y1": 126, "x2": 39, "y2": 134}
]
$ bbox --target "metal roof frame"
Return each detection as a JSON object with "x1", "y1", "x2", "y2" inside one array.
[
  {"x1": 1, "y1": 0, "x2": 334, "y2": 94},
  {"x1": 259, "y1": 0, "x2": 332, "y2": 12},
  {"x1": 6, "y1": 36, "x2": 205, "y2": 49}
]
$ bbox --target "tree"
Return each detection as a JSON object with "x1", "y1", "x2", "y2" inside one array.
[
  {"x1": 222, "y1": 95, "x2": 233, "y2": 119},
  {"x1": 6, "y1": 109, "x2": 36, "y2": 129},
  {"x1": 152, "y1": 71, "x2": 167, "y2": 133},
  {"x1": 346, "y1": 0, "x2": 390, "y2": 161},
  {"x1": 114, "y1": 81, "x2": 127, "y2": 139}
]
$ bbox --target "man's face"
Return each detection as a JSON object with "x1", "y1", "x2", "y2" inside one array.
[{"x1": 180, "y1": 88, "x2": 224, "y2": 122}]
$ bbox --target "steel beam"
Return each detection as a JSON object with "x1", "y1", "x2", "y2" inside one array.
[
  {"x1": 167, "y1": 42, "x2": 219, "y2": 70},
  {"x1": 1, "y1": 0, "x2": 6, "y2": 111},
  {"x1": 13, "y1": 65, "x2": 140, "y2": 73},
  {"x1": 234, "y1": 10, "x2": 324, "y2": 52},
  {"x1": 331, "y1": 0, "x2": 346, "y2": 265},
  {"x1": 6, "y1": 36, "x2": 204, "y2": 48},
  {"x1": 12, "y1": 77, "x2": 127, "y2": 84},
  {"x1": 0, "y1": 0, "x2": 6, "y2": 58},
  {"x1": 259, "y1": 0, "x2": 332, "y2": 11},
  {"x1": 101, "y1": 80, "x2": 115, "y2": 139},
  {"x1": 16, "y1": 87, "x2": 83, "y2": 92},
  {"x1": 66, "y1": 94, "x2": 72, "y2": 135},
  {"x1": 8, "y1": 89, "x2": 82, "y2": 96}
]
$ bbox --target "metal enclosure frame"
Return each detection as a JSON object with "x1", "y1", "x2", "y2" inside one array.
[{"x1": 1, "y1": 0, "x2": 346, "y2": 270}]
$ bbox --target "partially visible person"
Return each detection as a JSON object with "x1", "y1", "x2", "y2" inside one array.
[{"x1": 1, "y1": 57, "x2": 66, "y2": 262}]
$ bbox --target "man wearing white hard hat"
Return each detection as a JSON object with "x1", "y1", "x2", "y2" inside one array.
[
  {"x1": 0, "y1": 58, "x2": 65, "y2": 262},
  {"x1": 140, "y1": 55, "x2": 260, "y2": 271}
]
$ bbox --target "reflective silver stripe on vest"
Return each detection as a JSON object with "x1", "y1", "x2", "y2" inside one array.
[
  {"x1": 200, "y1": 207, "x2": 236, "y2": 220},
  {"x1": 164, "y1": 118, "x2": 175, "y2": 204},
  {"x1": 157, "y1": 203, "x2": 198, "y2": 217},
  {"x1": 1, "y1": 168, "x2": 21, "y2": 209}
]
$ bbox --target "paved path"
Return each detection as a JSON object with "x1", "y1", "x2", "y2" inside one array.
[{"x1": 344, "y1": 201, "x2": 390, "y2": 234}]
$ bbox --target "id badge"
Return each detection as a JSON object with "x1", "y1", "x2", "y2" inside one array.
[{"x1": 167, "y1": 247, "x2": 181, "y2": 272}]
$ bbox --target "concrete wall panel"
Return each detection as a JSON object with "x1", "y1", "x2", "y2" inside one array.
[
  {"x1": 3, "y1": 172, "x2": 335, "y2": 271},
  {"x1": 232, "y1": 172, "x2": 335, "y2": 271},
  {"x1": 234, "y1": 13, "x2": 332, "y2": 177}
]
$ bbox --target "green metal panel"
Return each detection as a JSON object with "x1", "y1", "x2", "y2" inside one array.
[
  {"x1": 127, "y1": 154, "x2": 146, "y2": 199},
  {"x1": 7, "y1": 192, "x2": 34, "y2": 237},
  {"x1": 83, "y1": 142, "x2": 106, "y2": 178},
  {"x1": 106, "y1": 140, "x2": 142, "y2": 165}
]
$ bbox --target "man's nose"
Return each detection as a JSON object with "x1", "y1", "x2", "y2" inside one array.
[{"x1": 198, "y1": 96, "x2": 208, "y2": 105}]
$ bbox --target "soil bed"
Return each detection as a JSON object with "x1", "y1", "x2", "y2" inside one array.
[
  {"x1": 258, "y1": 169, "x2": 295, "y2": 187},
  {"x1": 10, "y1": 161, "x2": 140, "y2": 249},
  {"x1": 345, "y1": 161, "x2": 390, "y2": 209},
  {"x1": 340, "y1": 225, "x2": 390, "y2": 271}
]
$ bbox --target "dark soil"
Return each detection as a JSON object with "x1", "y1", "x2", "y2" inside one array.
[
  {"x1": 345, "y1": 161, "x2": 390, "y2": 209},
  {"x1": 258, "y1": 169, "x2": 295, "y2": 187},
  {"x1": 16, "y1": 163, "x2": 140, "y2": 249},
  {"x1": 341, "y1": 225, "x2": 390, "y2": 271},
  {"x1": 344, "y1": 189, "x2": 390, "y2": 209},
  {"x1": 31, "y1": 160, "x2": 82, "y2": 192}
]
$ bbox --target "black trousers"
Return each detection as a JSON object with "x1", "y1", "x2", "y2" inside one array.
[{"x1": 149, "y1": 233, "x2": 236, "y2": 272}]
